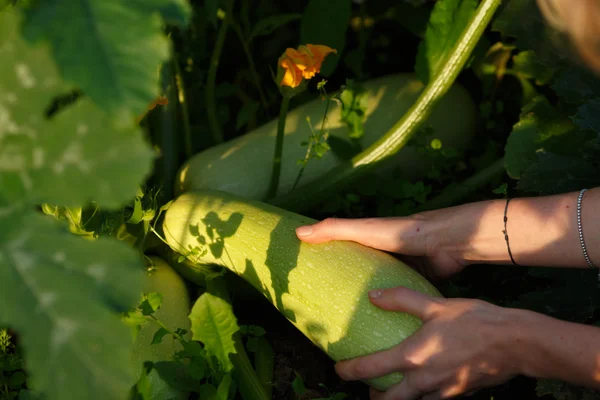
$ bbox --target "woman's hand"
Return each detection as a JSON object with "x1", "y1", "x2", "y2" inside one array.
[
  {"x1": 336, "y1": 287, "x2": 529, "y2": 399},
  {"x1": 295, "y1": 214, "x2": 466, "y2": 281}
]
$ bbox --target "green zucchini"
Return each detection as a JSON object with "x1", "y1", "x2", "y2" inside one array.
[
  {"x1": 175, "y1": 73, "x2": 476, "y2": 199},
  {"x1": 162, "y1": 189, "x2": 442, "y2": 391}
]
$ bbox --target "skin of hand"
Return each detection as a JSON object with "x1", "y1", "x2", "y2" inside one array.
[
  {"x1": 294, "y1": 189, "x2": 600, "y2": 398},
  {"x1": 336, "y1": 287, "x2": 527, "y2": 400}
]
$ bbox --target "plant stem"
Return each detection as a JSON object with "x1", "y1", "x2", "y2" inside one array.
[
  {"x1": 231, "y1": 22, "x2": 269, "y2": 112},
  {"x1": 266, "y1": 96, "x2": 291, "y2": 199},
  {"x1": 206, "y1": 2, "x2": 235, "y2": 144},
  {"x1": 173, "y1": 57, "x2": 193, "y2": 159},
  {"x1": 416, "y1": 157, "x2": 506, "y2": 212},
  {"x1": 270, "y1": 0, "x2": 502, "y2": 212}
]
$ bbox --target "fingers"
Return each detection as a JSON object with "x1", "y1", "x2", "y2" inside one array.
[
  {"x1": 295, "y1": 217, "x2": 428, "y2": 255},
  {"x1": 335, "y1": 347, "x2": 414, "y2": 382},
  {"x1": 379, "y1": 379, "x2": 427, "y2": 400},
  {"x1": 368, "y1": 287, "x2": 445, "y2": 321}
]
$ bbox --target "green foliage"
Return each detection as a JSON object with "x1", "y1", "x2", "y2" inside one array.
[
  {"x1": 300, "y1": 0, "x2": 351, "y2": 76},
  {"x1": 190, "y1": 292, "x2": 240, "y2": 372},
  {"x1": 339, "y1": 79, "x2": 369, "y2": 139},
  {"x1": 22, "y1": 0, "x2": 190, "y2": 121},
  {"x1": 415, "y1": 0, "x2": 478, "y2": 83}
]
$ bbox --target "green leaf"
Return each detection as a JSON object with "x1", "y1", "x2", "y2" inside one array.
[
  {"x1": 551, "y1": 67, "x2": 600, "y2": 104},
  {"x1": 0, "y1": 12, "x2": 154, "y2": 208},
  {"x1": 339, "y1": 80, "x2": 369, "y2": 139},
  {"x1": 198, "y1": 384, "x2": 217, "y2": 399},
  {"x1": 492, "y1": 0, "x2": 565, "y2": 67},
  {"x1": 512, "y1": 51, "x2": 556, "y2": 85},
  {"x1": 151, "y1": 328, "x2": 170, "y2": 345},
  {"x1": 300, "y1": 0, "x2": 351, "y2": 76},
  {"x1": 517, "y1": 151, "x2": 600, "y2": 195},
  {"x1": 22, "y1": 0, "x2": 174, "y2": 120},
  {"x1": 216, "y1": 373, "x2": 232, "y2": 400},
  {"x1": 504, "y1": 96, "x2": 573, "y2": 179},
  {"x1": 205, "y1": 0, "x2": 219, "y2": 28},
  {"x1": 134, "y1": 0, "x2": 192, "y2": 27},
  {"x1": 573, "y1": 98, "x2": 600, "y2": 133},
  {"x1": 291, "y1": 372, "x2": 306, "y2": 395},
  {"x1": 249, "y1": 13, "x2": 302, "y2": 42},
  {"x1": 140, "y1": 292, "x2": 163, "y2": 315},
  {"x1": 8, "y1": 371, "x2": 26, "y2": 388},
  {"x1": 189, "y1": 292, "x2": 239, "y2": 372},
  {"x1": 235, "y1": 101, "x2": 259, "y2": 131},
  {"x1": 0, "y1": 209, "x2": 144, "y2": 400},
  {"x1": 415, "y1": 0, "x2": 478, "y2": 84}
]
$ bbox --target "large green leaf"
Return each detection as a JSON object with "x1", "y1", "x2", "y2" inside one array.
[
  {"x1": 504, "y1": 96, "x2": 573, "y2": 179},
  {"x1": 0, "y1": 208, "x2": 144, "y2": 400},
  {"x1": 0, "y1": 11, "x2": 152, "y2": 400},
  {"x1": 189, "y1": 292, "x2": 239, "y2": 372},
  {"x1": 21, "y1": 0, "x2": 189, "y2": 120},
  {"x1": 300, "y1": 0, "x2": 351, "y2": 77},
  {"x1": 415, "y1": 0, "x2": 478, "y2": 84},
  {"x1": 0, "y1": 11, "x2": 154, "y2": 208}
]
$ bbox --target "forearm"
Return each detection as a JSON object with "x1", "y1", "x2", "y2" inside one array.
[
  {"x1": 439, "y1": 187, "x2": 600, "y2": 268},
  {"x1": 515, "y1": 309, "x2": 600, "y2": 389}
]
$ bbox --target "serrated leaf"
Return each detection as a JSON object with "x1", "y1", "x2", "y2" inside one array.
[
  {"x1": 504, "y1": 97, "x2": 573, "y2": 179},
  {"x1": 140, "y1": 292, "x2": 163, "y2": 315},
  {"x1": 0, "y1": 209, "x2": 144, "y2": 400},
  {"x1": 0, "y1": 12, "x2": 154, "y2": 208},
  {"x1": 22, "y1": 0, "x2": 173, "y2": 120},
  {"x1": 189, "y1": 292, "x2": 239, "y2": 372},
  {"x1": 300, "y1": 0, "x2": 351, "y2": 77},
  {"x1": 415, "y1": 0, "x2": 478, "y2": 84},
  {"x1": 249, "y1": 13, "x2": 302, "y2": 42}
]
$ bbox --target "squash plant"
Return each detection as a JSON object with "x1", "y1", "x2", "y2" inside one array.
[{"x1": 1, "y1": 0, "x2": 600, "y2": 399}]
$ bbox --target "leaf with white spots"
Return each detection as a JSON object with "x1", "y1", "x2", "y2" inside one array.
[
  {"x1": 0, "y1": 206, "x2": 145, "y2": 399},
  {"x1": 0, "y1": 12, "x2": 154, "y2": 208},
  {"x1": 21, "y1": 0, "x2": 191, "y2": 120},
  {"x1": 189, "y1": 292, "x2": 239, "y2": 372}
]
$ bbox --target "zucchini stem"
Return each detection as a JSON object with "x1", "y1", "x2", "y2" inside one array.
[
  {"x1": 270, "y1": 0, "x2": 502, "y2": 212},
  {"x1": 266, "y1": 96, "x2": 291, "y2": 199}
]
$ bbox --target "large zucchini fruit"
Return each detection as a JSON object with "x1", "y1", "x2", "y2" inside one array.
[
  {"x1": 175, "y1": 73, "x2": 476, "y2": 199},
  {"x1": 162, "y1": 189, "x2": 441, "y2": 391}
]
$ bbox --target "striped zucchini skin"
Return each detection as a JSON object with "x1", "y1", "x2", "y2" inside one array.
[
  {"x1": 175, "y1": 73, "x2": 476, "y2": 199},
  {"x1": 163, "y1": 189, "x2": 442, "y2": 390}
]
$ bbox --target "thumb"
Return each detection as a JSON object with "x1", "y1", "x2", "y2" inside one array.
[
  {"x1": 295, "y1": 217, "x2": 428, "y2": 255},
  {"x1": 368, "y1": 287, "x2": 444, "y2": 321}
]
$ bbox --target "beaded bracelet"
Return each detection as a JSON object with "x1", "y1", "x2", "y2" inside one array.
[{"x1": 577, "y1": 189, "x2": 597, "y2": 273}]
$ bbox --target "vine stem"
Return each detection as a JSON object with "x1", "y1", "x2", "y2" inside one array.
[
  {"x1": 270, "y1": 0, "x2": 502, "y2": 212},
  {"x1": 206, "y1": 1, "x2": 235, "y2": 144},
  {"x1": 266, "y1": 96, "x2": 291, "y2": 199},
  {"x1": 231, "y1": 22, "x2": 269, "y2": 112},
  {"x1": 172, "y1": 57, "x2": 193, "y2": 159}
]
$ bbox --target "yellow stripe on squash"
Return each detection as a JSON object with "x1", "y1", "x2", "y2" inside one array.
[
  {"x1": 175, "y1": 73, "x2": 476, "y2": 199},
  {"x1": 162, "y1": 189, "x2": 442, "y2": 391}
]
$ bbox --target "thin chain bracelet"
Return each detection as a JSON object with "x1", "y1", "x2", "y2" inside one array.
[{"x1": 577, "y1": 188, "x2": 598, "y2": 280}]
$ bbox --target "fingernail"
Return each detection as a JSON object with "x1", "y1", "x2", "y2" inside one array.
[
  {"x1": 368, "y1": 290, "x2": 383, "y2": 299},
  {"x1": 296, "y1": 226, "x2": 313, "y2": 236}
]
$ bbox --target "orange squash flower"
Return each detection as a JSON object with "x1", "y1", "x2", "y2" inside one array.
[{"x1": 278, "y1": 44, "x2": 337, "y2": 88}]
